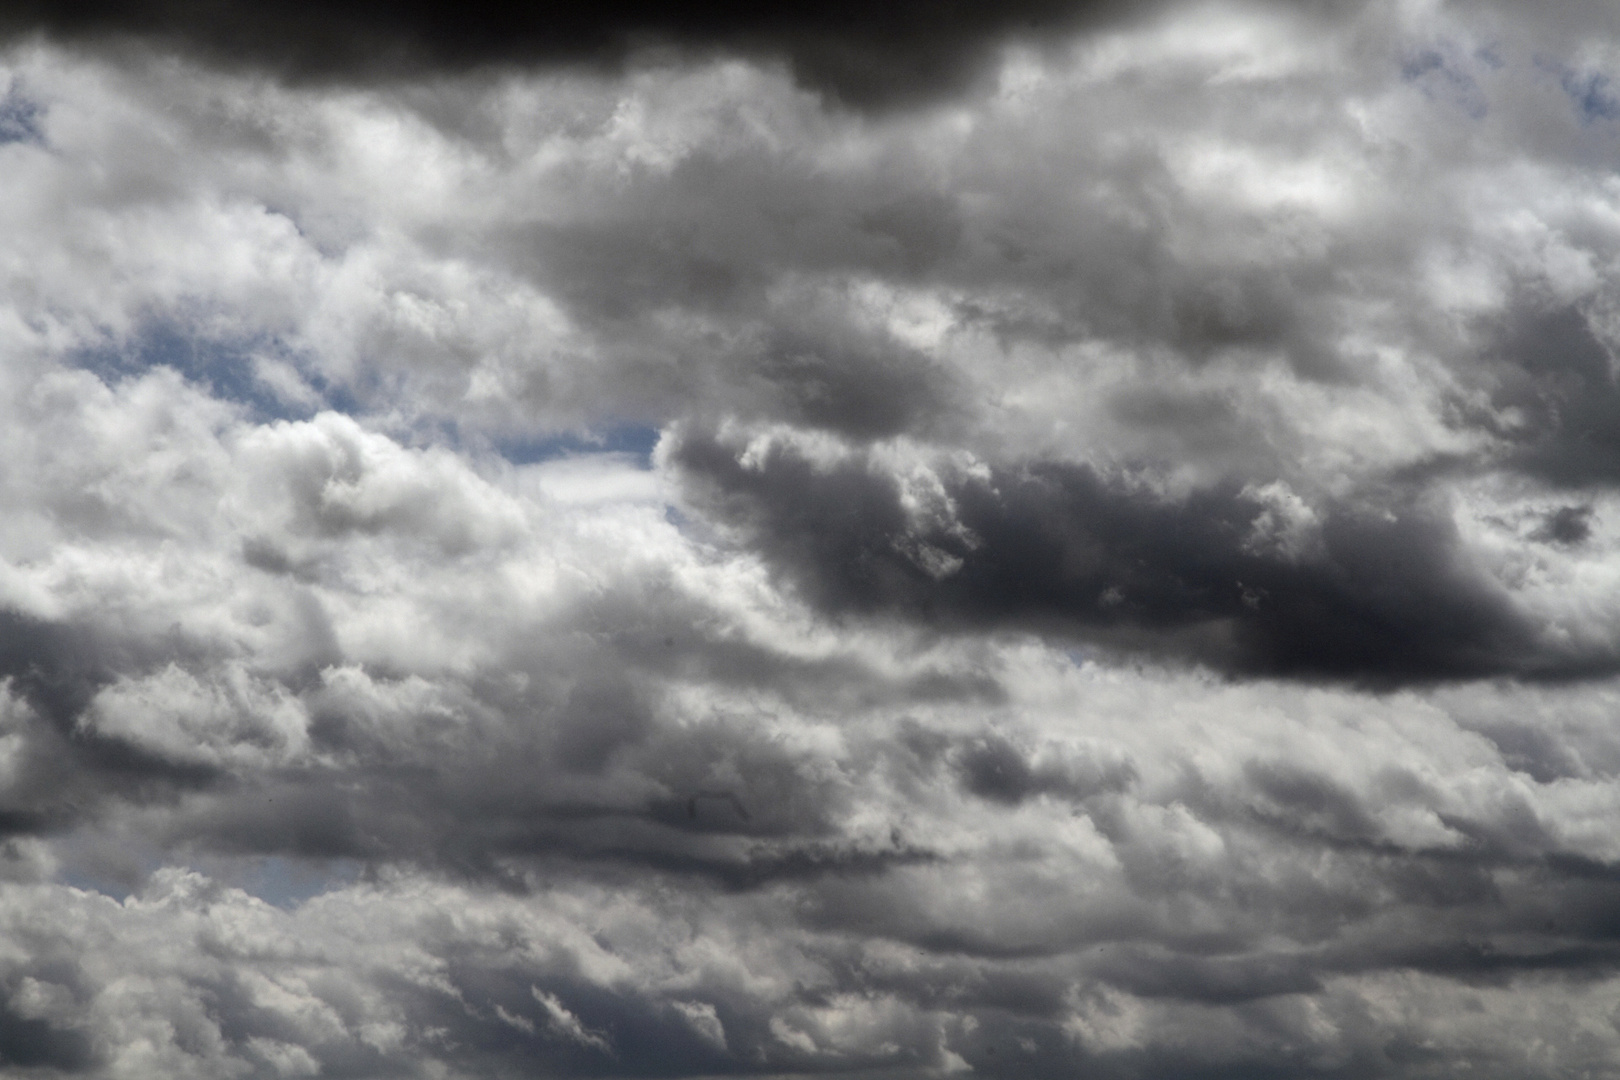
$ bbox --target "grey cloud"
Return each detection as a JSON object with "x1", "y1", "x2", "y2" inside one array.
[
  {"x1": 1091, "y1": 950, "x2": 1323, "y2": 1005},
  {"x1": 1239, "y1": 760, "x2": 1387, "y2": 846},
  {"x1": 477, "y1": 166, "x2": 969, "y2": 439},
  {"x1": 1469, "y1": 305, "x2": 1620, "y2": 486},
  {"x1": 0, "y1": 613, "x2": 234, "y2": 844},
  {"x1": 553, "y1": 674, "x2": 653, "y2": 774},
  {"x1": 10, "y1": 5, "x2": 1620, "y2": 1078},
  {"x1": 0, "y1": 1004, "x2": 95, "y2": 1073},
  {"x1": 0, "y1": 9, "x2": 1599, "y2": 469},
  {"x1": 0, "y1": 599, "x2": 959, "y2": 896},
  {"x1": 15, "y1": 665, "x2": 1620, "y2": 1078},
  {"x1": 92, "y1": 681, "x2": 898, "y2": 890},
  {"x1": 955, "y1": 732, "x2": 1136, "y2": 806},
  {"x1": 0, "y1": 0, "x2": 1160, "y2": 108},
  {"x1": 670, "y1": 426, "x2": 1574, "y2": 682},
  {"x1": 0, "y1": 374, "x2": 1003, "y2": 899},
  {"x1": 1468, "y1": 721, "x2": 1587, "y2": 783},
  {"x1": 1533, "y1": 504, "x2": 1594, "y2": 545}
]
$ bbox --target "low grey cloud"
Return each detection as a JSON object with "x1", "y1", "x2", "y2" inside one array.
[{"x1": 668, "y1": 423, "x2": 1602, "y2": 681}]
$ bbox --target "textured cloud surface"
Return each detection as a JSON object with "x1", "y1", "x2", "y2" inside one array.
[{"x1": 6, "y1": 1, "x2": 1620, "y2": 1076}]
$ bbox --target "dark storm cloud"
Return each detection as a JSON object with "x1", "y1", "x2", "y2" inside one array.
[
  {"x1": 670, "y1": 427, "x2": 1579, "y2": 683},
  {"x1": 1480, "y1": 305, "x2": 1620, "y2": 485},
  {"x1": 0, "y1": 1001, "x2": 95, "y2": 1072},
  {"x1": 0, "y1": 0, "x2": 1157, "y2": 107},
  {"x1": 1091, "y1": 949, "x2": 1323, "y2": 1004},
  {"x1": 0, "y1": 611, "x2": 103, "y2": 733},
  {"x1": 1534, "y1": 504, "x2": 1595, "y2": 545},
  {"x1": 0, "y1": 611, "x2": 230, "y2": 842}
]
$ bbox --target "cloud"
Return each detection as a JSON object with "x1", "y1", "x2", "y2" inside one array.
[
  {"x1": 6, "y1": 670, "x2": 1620, "y2": 1076},
  {"x1": 667, "y1": 423, "x2": 1612, "y2": 681},
  {"x1": 532, "y1": 987, "x2": 613, "y2": 1054},
  {"x1": 6, "y1": 2, "x2": 1620, "y2": 1077},
  {"x1": 0, "y1": 0, "x2": 1162, "y2": 107}
]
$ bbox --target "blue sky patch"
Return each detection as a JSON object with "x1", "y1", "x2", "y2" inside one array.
[
  {"x1": 1564, "y1": 69, "x2": 1620, "y2": 122},
  {"x1": 496, "y1": 424, "x2": 662, "y2": 467},
  {"x1": 219, "y1": 855, "x2": 363, "y2": 909},
  {"x1": 1401, "y1": 45, "x2": 1488, "y2": 119},
  {"x1": 69, "y1": 318, "x2": 355, "y2": 421},
  {"x1": 0, "y1": 77, "x2": 44, "y2": 146}
]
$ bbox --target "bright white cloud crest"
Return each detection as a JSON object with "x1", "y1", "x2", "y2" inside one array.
[{"x1": 4, "y1": 2, "x2": 1620, "y2": 1076}]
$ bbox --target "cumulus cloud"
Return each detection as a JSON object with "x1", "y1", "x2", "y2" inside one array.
[
  {"x1": 5, "y1": 1, "x2": 1620, "y2": 1077},
  {"x1": 669, "y1": 423, "x2": 1578, "y2": 681}
]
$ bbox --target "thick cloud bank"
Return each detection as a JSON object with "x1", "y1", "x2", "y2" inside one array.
[
  {"x1": 6, "y1": 1, "x2": 1620, "y2": 1076},
  {"x1": 0, "y1": 0, "x2": 1147, "y2": 106}
]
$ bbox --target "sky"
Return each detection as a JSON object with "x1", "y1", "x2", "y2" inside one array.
[{"x1": 4, "y1": 0, "x2": 1620, "y2": 1076}]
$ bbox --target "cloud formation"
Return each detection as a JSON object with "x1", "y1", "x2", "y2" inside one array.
[
  {"x1": 670, "y1": 424, "x2": 1565, "y2": 681},
  {"x1": 0, "y1": 0, "x2": 1152, "y2": 106},
  {"x1": 5, "y1": 1, "x2": 1620, "y2": 1077}
]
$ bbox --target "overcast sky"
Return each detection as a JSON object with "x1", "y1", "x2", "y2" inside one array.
[{"x1": 4, "y1": 1, "x2": 1620, "y2": 1077}]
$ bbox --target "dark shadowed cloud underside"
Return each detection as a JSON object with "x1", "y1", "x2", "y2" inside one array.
[{"x1": 0, "y1": 0, "x2": 1155, "y2": 105}]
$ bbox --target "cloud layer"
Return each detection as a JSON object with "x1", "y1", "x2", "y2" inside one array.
[
  {"x1": 5, "y1": 1, "x2": 1620, "y2": 1076},
  {"x1": 0, "y1": 0, "x2": 1151, "y2": 106}
]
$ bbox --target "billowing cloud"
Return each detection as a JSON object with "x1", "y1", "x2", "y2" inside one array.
[
  {"x1": 4, "y1": 2, "x2": 1620, "y2": 1077},
  {"x1": 669, "y1": 423, "x2": 1566, "y2": 681}
]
